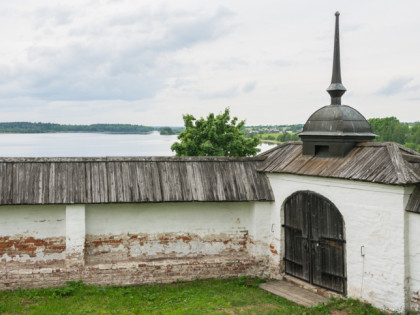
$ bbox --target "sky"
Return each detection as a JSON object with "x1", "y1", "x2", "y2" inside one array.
[{"x1": 0, "y1": 0, "x2": 419, "y2": 126}]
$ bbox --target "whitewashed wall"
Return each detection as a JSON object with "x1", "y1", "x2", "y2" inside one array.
[
  {"x1": 85, "y1": 202, "x2": 267, "y2": 264},
  {"x1": 408, "y1": 211, "x2": 420, "y2": 311},
  {"x1": 264, "y1": 173, "x2": 410, "y2": 312},
  {"x1": 0, "y1": 205, "x2": 66, "y2": 265}
]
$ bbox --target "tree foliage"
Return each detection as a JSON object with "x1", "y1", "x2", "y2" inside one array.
[
  {"x1": 368, "y1": 117, "x2": 420, "y2": 152},
  {"x1": 171, "y1": 108, "x2": 260, "y2": 156},
  {"x1": 159, "y1": 127, "x2": 175, "y2": 135},
  {"x1": 368, "y1": 117, "x2": 409, "y2": 143},
  {"x1": 276, "y1": 132, "x2": 299, "y2": 142}
]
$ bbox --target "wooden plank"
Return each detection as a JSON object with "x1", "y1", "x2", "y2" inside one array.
[
  {"x1": 199, "y1": 162, "x2": 215, "y2": 201},
  {"x1": 85, "y1": 163, "x2": 92, "y2": 203},
  {"x1": 107, "y1": 162, "x2": 117, "y2": 203},
  {"x1": 98, "y1": 162, "x2": 108, "y2": 203},
  {"x1": 30, "y1": 163, "x2": 40, "y2": 204},
  {"x1": 14, "y1": 163, "x2": 23, "y2": 204},
  {"x1": 212, "y1": 162, "x2": 226, "y2": 201},
  {"x1": 259, "y1": 281, "x2": 328, "y2": 307},
  {"x1": 73, "y1": 162, "x2": 86, "y2": 204},
  {"x1": 150, "y1": 162, "x2": 163, "y2": 201},
  {"x1": 39, "y1": 163, "x2": 47, "y2": 204},
  {"x1": 114, "y1": 161, "x2": 124, "y2": 202},
  {"x1": 0, "y1": 163, "x2": 6, "y2": 204},
  {"x1": 121, "y1": 162, "x2": 132, "y2": 202},
  {"x1": 406, "y1": 185, "x2": 420, "y2": 213},
  {"x1": 185, "y1": 162, "x2": 198, "y2": 201},
  {"x1": 136, "y1": 162, "x2": 149, "y2": 202},
  {"x1": 91, "y1": 162, "x2": 101, "y2": 203},
  {"x1": 129, "y1": 162, "x2": 140, "y2": 202},
  {"x1": 192, "y1": 162, "x2": 205, "y2": 201},
  {"x1": 219, "y1": 161, "x2": 236, "y2": 201},
  {"x1": 48, "y1": 163, "x2": 55, "y2": 203},
  {"x1": 177, "y1": 162, "x2": 192, "y2": 201},
  {"x1": 387, "y1": 143, "x2": 410, "y2": 184},
  {"x1": 67, "y1": 162, "x2": 74, "y2": 204},
  {"x1": 167, "y1": 162, "x2": 183, "y2": 201},
  {"x1": 3, "y1": 163, "x2": 13, "y2": 204},
  {"x1": 59, "y1": 163, "x2": 68, "y2": 204}
]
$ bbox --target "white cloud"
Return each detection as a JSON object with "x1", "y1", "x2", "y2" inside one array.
[
  {"x1": 0, "y1": 0, "x2": 419, "y2": 125},
  {"x1": 378, "y1": 77, "x2": 420, "y2": 96}
]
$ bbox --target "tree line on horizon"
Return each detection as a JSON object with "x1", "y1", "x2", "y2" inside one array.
[
  {"x1": 0, "y1": 122, "x2": 155, "y2": 134},
  {"x1": 0, "y1": 116, "x2": 419, "y2": 154}
]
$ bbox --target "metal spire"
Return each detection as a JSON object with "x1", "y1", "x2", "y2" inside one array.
[{"x1": 326, "y1": 11, "x2": 346, "y2": 105}]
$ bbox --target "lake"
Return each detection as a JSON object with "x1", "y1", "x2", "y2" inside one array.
[{"x1": 0, "y1": 132, "x2": 276, "y2": 157}]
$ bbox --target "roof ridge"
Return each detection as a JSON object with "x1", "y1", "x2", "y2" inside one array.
[
  {"x1": 386, "y1": 142, "x2": 412, "y2": 184},
  {"x1": 0, "y1": 156, "x2": 265, "y2": 163},
  {"x1": 395, "y1": 142, "x2": 420, "y2": 156}
]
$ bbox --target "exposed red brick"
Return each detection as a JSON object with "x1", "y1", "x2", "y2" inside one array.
[{"x1": 176, "y1": 236, "x2": 192, "y2": 242}]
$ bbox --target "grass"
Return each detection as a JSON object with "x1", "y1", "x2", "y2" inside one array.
[{"x1": 0, "y1": 278, "x2": 393, "y2": 315}]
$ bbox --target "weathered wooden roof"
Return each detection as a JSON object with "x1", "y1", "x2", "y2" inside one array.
[
  {"x1": 406, "y1": 185, "x2": 420, "y2": 213},
  {"x1": 0, "y1": 156, "x2": 274, "y2": 205},
  {"x1": 259, "y1": 142, "x2": 420, "y2": 185}
]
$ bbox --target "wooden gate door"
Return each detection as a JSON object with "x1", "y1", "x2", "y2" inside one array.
[{"x1": 284, "y1": 191, "x2": 346, "y2": 294}]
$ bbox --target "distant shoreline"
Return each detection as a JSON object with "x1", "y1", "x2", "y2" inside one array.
[
  {"x1": 0, "y1": 122, "x2": 184, "y2": 134},
  {"x1": 0, "y1": 131, "x2": 155, "y2": 135}
]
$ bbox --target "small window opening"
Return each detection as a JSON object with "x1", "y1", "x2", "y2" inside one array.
[{"x1": 315, "y1": 145, "x2": 329, "y2": 157}]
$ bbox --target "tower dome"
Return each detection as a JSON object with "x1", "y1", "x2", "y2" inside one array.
[{"x1": 299, "y1": 12, "x2": 376, "y2": 157}]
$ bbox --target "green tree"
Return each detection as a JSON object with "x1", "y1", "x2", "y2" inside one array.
[
  {"x1": 160, "y1": 127, "x2": 175, "y2": 135},
  {"x1": 171, "y1": 108, "x2": 260, "y2": 156},
  {"x1": 368, "y1": 117, "x2": 409, "y2": 143}
]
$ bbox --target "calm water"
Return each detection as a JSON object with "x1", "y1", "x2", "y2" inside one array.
[{"x1": 0, "y1": 132, "x2": 275, "y2": 157}]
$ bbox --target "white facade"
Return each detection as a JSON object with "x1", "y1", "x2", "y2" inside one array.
[
  {"x1": 408, "y1": 211, "x2": 420, "y2": 311},
  {"x1": 263, "y1": 173, "x2": 416, "y2": 312}
]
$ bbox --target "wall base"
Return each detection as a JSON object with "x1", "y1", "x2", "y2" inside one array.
[{"x1": 0, "y1": 256, "x2": 268, "y2": 290}]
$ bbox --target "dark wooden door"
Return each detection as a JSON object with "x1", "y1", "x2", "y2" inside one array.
[{"x1": 284, "y1": 191, "x2": 346, "y2": 294}]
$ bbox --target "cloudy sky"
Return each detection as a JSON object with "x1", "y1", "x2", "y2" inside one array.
[{"x1": 0, "y1": 0, "x2": 419, "y2": 126}]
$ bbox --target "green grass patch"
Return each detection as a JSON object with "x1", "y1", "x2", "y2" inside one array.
[{"x1": 0, "y1": 278, "x2": 394, "y2": 314}]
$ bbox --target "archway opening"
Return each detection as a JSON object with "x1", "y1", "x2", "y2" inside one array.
[{"x1": 283, "y1": 190, "x2": 346, "y2": 294}]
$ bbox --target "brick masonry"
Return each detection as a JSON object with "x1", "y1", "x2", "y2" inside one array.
[
  {"x1": 0, "y1": 236, "x2": 66, "y2": 267},
  {"x1": 0, "y1": 256, "x2": 267, "y2": 290}
]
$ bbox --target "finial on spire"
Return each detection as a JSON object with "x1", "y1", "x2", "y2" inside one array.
[{"x1": 327, "y1": 11, "x2": 346, "y2": 105}]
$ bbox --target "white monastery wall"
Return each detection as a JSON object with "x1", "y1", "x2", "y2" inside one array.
[
  {"x1": 1, "y1": 201, "x2": 272, "y2": 290},
  {"x1": 1, "y1": 175, "x2": 418, "y2": 313},
  {"x1": 265, "y1": 173, "x2": 409, "y2": 312},
  {"x1": 408, "y1": 210, "x2": 420, "y2": 311}
]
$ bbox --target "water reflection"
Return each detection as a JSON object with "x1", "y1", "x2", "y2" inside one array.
[{"x1": 0, "y1": 132, "x2": 277, "y2": 157}]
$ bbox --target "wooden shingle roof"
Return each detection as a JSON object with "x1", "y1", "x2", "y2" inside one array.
[
  {"x1": 259, "y1": 142, "x2": 420, "y2": 185},
  {"x1": 0, "y1": 156, "x2": 274, "y2": 205},
  {"x1": 406, "y1": 186, "x2": 420, "y2": 214}
]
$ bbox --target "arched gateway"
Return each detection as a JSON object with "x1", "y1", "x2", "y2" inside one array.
[{"x1": 283, "y1": 191, "x2": 346, "y2": 294}]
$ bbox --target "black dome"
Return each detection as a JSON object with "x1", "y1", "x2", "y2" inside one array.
[{"x1": 300, "y1": 105, "x2": 376, "y2": 137}]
